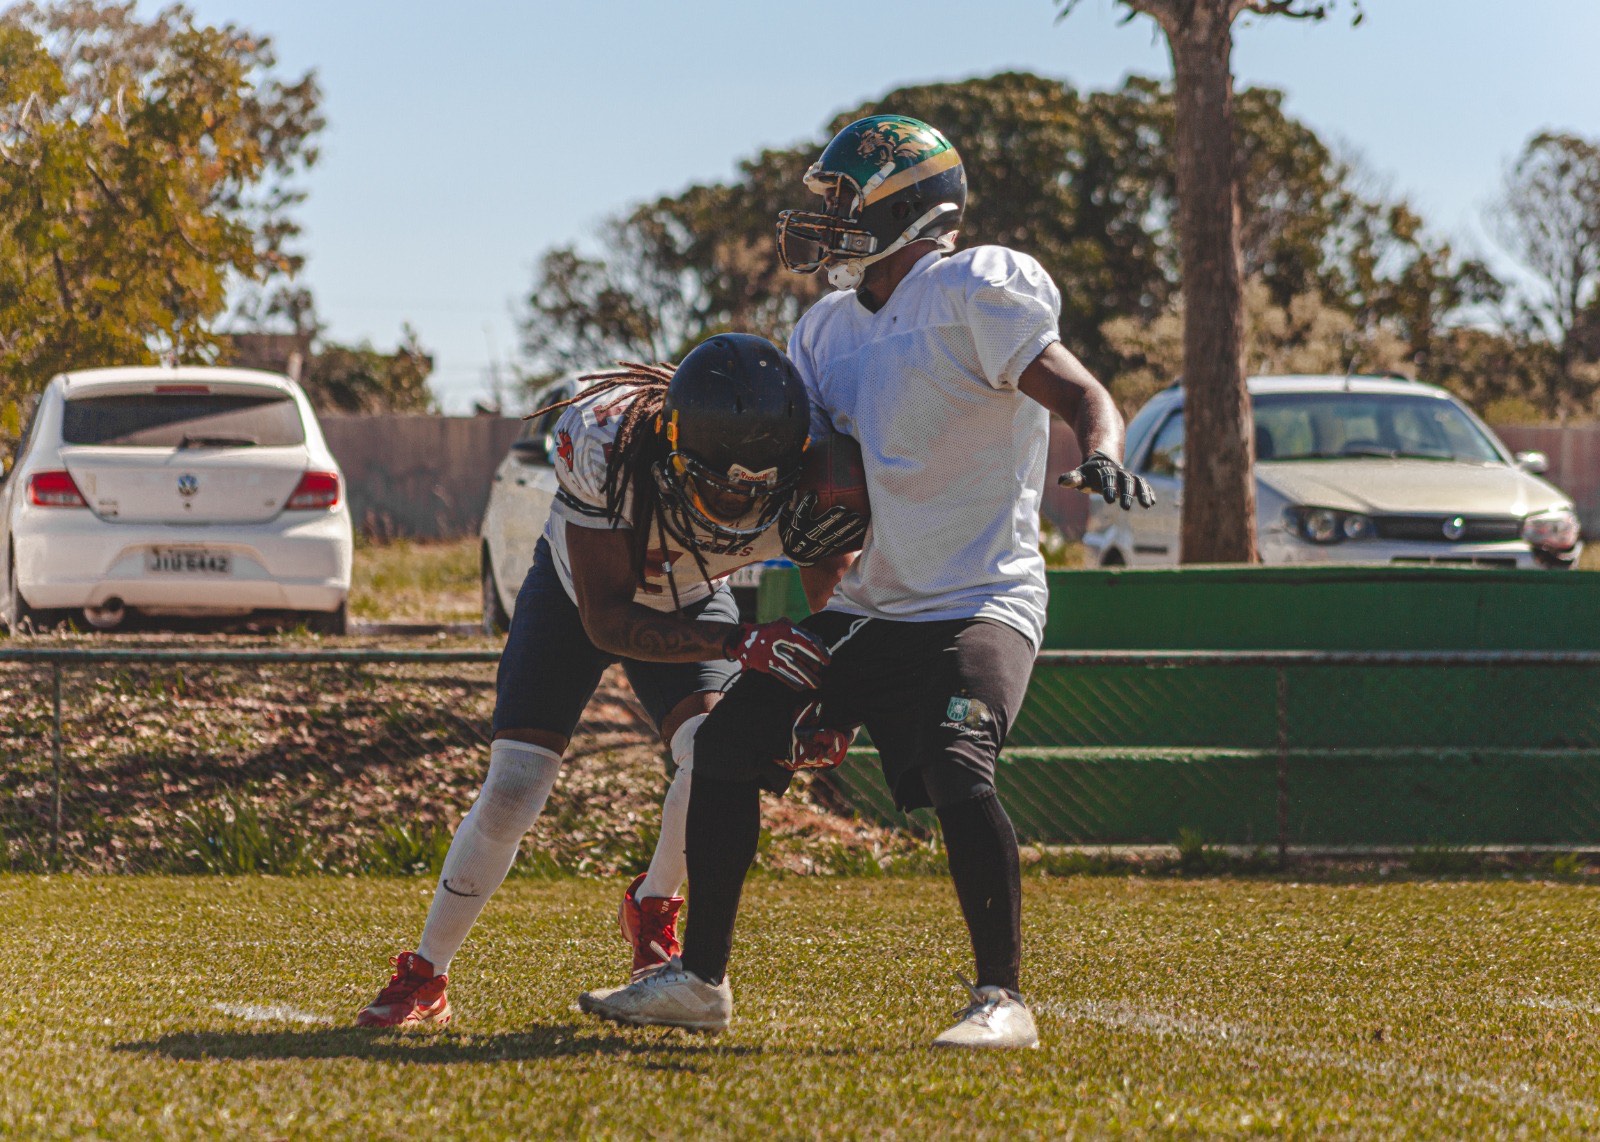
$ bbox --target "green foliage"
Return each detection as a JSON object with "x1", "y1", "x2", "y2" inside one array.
[
  {"x1": 0, "y1": 2, "x2": 322, "y2": 396},
  {"x1": 298, "y1": 324, "x2": 435, "y2": 414},
  {"x1": 1545, "y1": 852, "x2": 1586, "y2": 878},
  {"x1": 355, "y1": 823, "x2": 452, "y2": 877},
  {"x1": 517, "y1": 70, "x2": 1496, "y2": 394},
  {"x1": 172, "y1": 796, "x2": 321, "y2": 875},
  {"x1": 1405, "y1": 842, "x2": 1481, "y2": 877},
  {"x1": 1495, "y1": 132, "x2": 1600, "y2": 416}
]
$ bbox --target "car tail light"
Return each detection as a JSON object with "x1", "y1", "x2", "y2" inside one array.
[
  {"x1": 153, "y1": 384, "x2": 211, "y2": 394},
  {"x1": 28, "y1": 470, "x2": 88, "y2": 508},
  {"x1": 286, "y1": 470, "x2": 340, "y2": 510}
]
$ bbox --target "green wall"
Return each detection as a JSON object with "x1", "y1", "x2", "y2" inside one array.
[{"x1": 763, "y1": 566, "x2": 1600, "y2": 846}]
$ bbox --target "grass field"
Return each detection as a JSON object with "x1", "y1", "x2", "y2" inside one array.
[
  {"x1": 8, "y1": 875, "x2": 1600, "y2": 1137},
  {"x1": 349, "y1": 538, "x2": 480, "y2": 624}
]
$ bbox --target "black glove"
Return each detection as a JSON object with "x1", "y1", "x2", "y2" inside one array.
[
  {"x1": 779, "y1": 492, "x2": 868, "y2": 567},
  {"x1": 1059, "y1": 450, "x2": 1156, "y2": 511}
]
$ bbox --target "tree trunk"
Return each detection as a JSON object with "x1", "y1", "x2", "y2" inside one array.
[{"x1": 1167, "y1": 6, "x2": 1257, "y2": 563}]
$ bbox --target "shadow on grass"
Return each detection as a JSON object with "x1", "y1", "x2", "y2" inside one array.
[{"x1": 112, "y1": 1022, "x2": 858, "y2": 1069}]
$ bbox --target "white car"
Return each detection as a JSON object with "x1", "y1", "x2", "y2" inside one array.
[
  {"x1": 1086, "y1": 374, "x2": 1582, "y2": 569},
  {"x1": 479, "y1": 376, "x2": 783, "y2": 635},
  {"x1": 1, "y1": 366, "x2": 353, "y2": 632}
]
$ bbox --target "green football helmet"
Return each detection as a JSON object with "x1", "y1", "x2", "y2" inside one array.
[{"x1": 777, "y1": 114, "x2": 967, "y2": 290}]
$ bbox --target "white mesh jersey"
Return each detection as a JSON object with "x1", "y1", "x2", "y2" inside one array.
[
  {"x1": 544, "y1": 387, "x2": 783, "y2": 612},
  {"x1": 788, "y1": 246, "x2": 1060, "y2": 647}
]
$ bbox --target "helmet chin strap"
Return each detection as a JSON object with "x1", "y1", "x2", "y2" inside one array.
[{"x1": 824, "y1": 204, "x2": 959, "y2": 291}]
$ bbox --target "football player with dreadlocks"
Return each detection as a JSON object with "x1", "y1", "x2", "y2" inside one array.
[
  {"x1": 580, "y1": 116, "x2": 1153, "y2": 1047},
  {"x1": 356, "y1": 334, "x2": 863, "y2": 1028}
]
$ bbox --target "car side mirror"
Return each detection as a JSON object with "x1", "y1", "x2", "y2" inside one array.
[
  {"x1": 511, "y1": 437, "x2": 548, "y2": 465},
  {"x1": 1515, "y1": 450, "x2": 1549, "y2": 475}
]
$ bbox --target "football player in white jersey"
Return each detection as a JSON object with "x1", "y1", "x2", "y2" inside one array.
[
  {"x1": 356, "y1": 334, "x2": 862, "y2": 1027},
  {"x1": 580, "y1": 117, "x2": 1153, "y2": 1046}
]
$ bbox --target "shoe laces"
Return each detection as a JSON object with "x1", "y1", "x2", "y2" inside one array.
[
  {"x1": 627, "y1": 941, "x2": 679, "y2": 984},
  {"x1": 638, "y1": 907, "x2": 680, "y2": 956},
  {"x1": 373, "y1": 952, "x2": 435, "y2": 1005},
  {"x1": 953, "y1": 974, "x2": 1013, "y2": 1026}
]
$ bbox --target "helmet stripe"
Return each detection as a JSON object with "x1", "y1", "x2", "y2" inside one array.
[{"x1": 862, "y1": 147, "x2": 961, "y2": 205}]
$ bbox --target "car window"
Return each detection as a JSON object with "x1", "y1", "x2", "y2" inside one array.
[
  {"x1": 518, "y1": 381, "x2": 574, "y2": 464},
  {"x1": 62, "y1": 393, "x2": 306, "y2": 447},
  {"x1": 1252, "y1": 392, "x2": 1500, "y2": 462},
  {"x1": 1142, "y1": 412, "x2": 1184, "y2": 477},
  {"x1": 1122, "y1": 398, "x2": 1168, "y2": 471}
]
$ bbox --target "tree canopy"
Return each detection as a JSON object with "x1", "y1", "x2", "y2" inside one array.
[
  {"x1": 0, "y1": 1, "x2": 322, "y2": 399},
  {"x1": 516, "y1": 70, "x2": 1492, "y2": 412}
]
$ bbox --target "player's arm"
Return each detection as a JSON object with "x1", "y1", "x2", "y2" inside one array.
[
  {"x1": 566, "y1": 522, "x2": 831, "y2": 689},
  {"x1": 799, "y1": 551, "x2": 854, "y2": 613},
  {"x1": 1018, "y1": 343, "x2": 1155, "y2": 511},
  {"x1": 567, "y1": 522, "x2": 736, "y2": 662}
]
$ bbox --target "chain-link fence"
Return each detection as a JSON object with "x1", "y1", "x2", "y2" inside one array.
[
  {"x1": 822, "y1": 649, "x2": 1600, "y2": 854},
  {"x1": 0, "y1": 647, "x2": 665, "y2": 873},
  {"x1": 8, "y1": 647, "x2": 1600, "y2": 870}
]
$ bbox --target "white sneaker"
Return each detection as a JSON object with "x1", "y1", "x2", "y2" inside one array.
[
  {"x1": 932, "y1": 979, "x2": 1040, "y2": 1049},
  {"x1": 578, "y1": 957, "x2": 732, "y2": 1033}
]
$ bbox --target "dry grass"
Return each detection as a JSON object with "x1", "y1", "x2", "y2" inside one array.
[{"x1": 349, "y1": 538, "x2": 480, "y2": 623}]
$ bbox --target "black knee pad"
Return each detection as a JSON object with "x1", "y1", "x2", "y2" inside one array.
[{"x1": 920, "y1": 759, "x2": 997, "y2": 810}]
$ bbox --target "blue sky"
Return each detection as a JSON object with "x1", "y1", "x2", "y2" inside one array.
[{"x1": 182, "y1": 1, "x2": 1600, "y2": 412}]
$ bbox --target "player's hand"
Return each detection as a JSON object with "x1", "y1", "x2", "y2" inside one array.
[
  {"x1": 783, "y1": 699, "x2": 857, "y2": 771},
  {"x1": 725, "y1": 619, "x2": 831, "y2": 690},
  {"x1": 1058, "y1": 450, "x2": 1156, "y2": 511},
  {"x1": 779, "y1": 492, "x2": 867, "y2": 567}
]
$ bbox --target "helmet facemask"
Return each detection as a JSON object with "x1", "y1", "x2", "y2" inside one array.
[
  {"x1": 776, "y1": 116, "x2": 966, "y2": 291},
  {"x1": 778, "y1": 166, "x2": 960, "y2": 290},
  {"x1": 652, "y1": 451, "x2": 798, "y2": 556}
]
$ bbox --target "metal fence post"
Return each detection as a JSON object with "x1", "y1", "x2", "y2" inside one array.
[
  {"x1": 1275, "y1": 666, "x2": 1289, "y2": 868},
  {"x1": 50, "y1": 663, "x2": 62, "y2": 871}
]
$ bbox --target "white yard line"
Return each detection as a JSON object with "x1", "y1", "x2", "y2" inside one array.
[
  {"x1": 1514, "y1": 995, "x2": 1600, "y2": 1016},
  {"x1": 213, "y1": 1002, "x2": 334, "y2": 1025},
  {"x1": 1051, "y1": 999, "x2": 1597, "y2": 1120}
]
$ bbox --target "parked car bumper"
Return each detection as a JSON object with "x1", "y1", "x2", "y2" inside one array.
[
  {"x1": 14, "y1": 509, "x2": 352, "y2": 612},
  {"x1": 1259, "y1": 530, "x2": 1580, "y2": 569}
]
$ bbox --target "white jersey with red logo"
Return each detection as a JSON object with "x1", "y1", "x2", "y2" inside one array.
[{"x1": 544, "y1": 386, "x2": 784, "y2": 612}]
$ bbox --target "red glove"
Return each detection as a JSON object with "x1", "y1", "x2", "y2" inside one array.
[
  {"x1": 725, "y1": 619, "x2": 830, "y2": 690},
  {"x1": 783, "y1": 699, "x2": 857, "y2": 771}
]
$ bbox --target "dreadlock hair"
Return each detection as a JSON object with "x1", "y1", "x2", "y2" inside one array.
[{"x1": 527, "y1": 361, "x2": 713, "y2": 608}]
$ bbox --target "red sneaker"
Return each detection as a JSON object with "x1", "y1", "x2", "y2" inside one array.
[
  {"x1": 617, "y1": 872, "x2": 684, "y2": 980},
  {"x1": 355, "y1": 951, "x2": 452, "y2": 1028}
]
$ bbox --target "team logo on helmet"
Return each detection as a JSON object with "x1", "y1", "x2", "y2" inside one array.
[{"x1": 778, "y1": 114, "x2": 966, "y2": 290}]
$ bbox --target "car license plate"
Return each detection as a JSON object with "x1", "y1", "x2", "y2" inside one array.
[
  {"x1": 147, "y1": 547, "x2": 231, "y2": 575},
  {"x1": 728, "y1": 564, "x2": 766, "y2": 588}
]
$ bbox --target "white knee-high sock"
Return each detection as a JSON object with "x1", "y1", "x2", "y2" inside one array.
[
  {"x1": 415, "y1": 739, "x2": 561, "y2": 972},
  {"x1": 637, "y1": 713, "x2": 705, "y2": 901}
]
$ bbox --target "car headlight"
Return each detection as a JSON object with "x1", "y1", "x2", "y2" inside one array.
[
  {"x1": 1523, "y1": 508, "x2": 1580, "y2": 552},
  {"x1": 1284, "y1": 506, "x2": 1374, "y2": 545}
]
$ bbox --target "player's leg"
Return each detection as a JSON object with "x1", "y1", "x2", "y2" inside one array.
[
  {"x1": 865, "y1": 617, "x2": 1038, "y2": 1048},
  {"x1": 577, "y1": 611, "x2": 857, "y2": 1030},
  {"x1": 609, "y1": 582, "x2": 742, "y2": 978},
  {"x1": 357, "y1": 538, "x2": 610, "y2": 1027}
]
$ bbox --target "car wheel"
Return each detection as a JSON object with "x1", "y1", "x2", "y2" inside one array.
[
  {"x1": 305, "y1": 601, "x2": 348, "y2": 636},
  {"x1": 482, "y1": 548, "x2": 510, "y2": 636},
  {"x1": 3, "y1": 551, "x2": 62, "y2": 634}
]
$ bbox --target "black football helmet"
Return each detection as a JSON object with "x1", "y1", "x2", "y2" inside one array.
[
  {"x1": 777, "y1": 114, "x2": 967, "y2": 290},
  {"x1": 654, "y1": 334, "x2": 811, "y2": 553}
]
